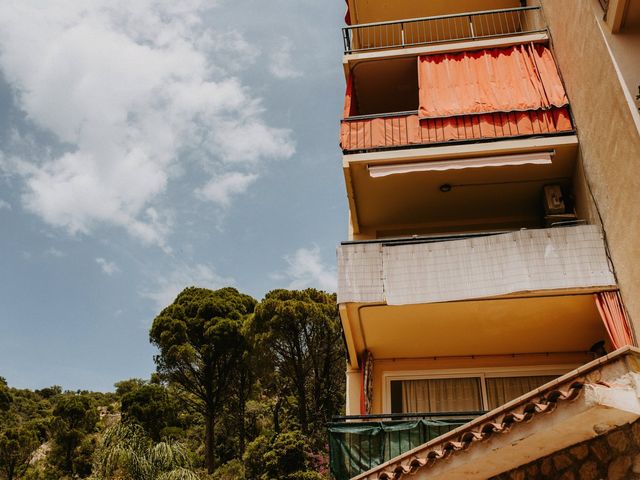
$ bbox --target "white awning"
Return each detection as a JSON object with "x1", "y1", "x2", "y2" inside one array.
[{"x1": 368, "y1": 152, "x2": 554, "y2": 178}]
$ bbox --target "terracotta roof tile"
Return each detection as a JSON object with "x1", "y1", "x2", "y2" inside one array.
[{"x1": 370, "y1": 384, "x2": 583, "y2": 480}]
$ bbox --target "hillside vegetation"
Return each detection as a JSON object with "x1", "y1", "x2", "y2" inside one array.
[{"x1": 0, "y1": 287, "x2": 345, "y2": 480}]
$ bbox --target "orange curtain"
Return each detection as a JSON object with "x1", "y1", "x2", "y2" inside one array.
[
  {"x1": 417, "y1": 44, "x2": 568, "y2": 119},
  {"x1": 595, "y1": 291, "x2": 634, "y2": 349},
  {"x1": 340, "y1": 107, "x2": 572, "y2": 151},
  {"x1": 343, "y1": 74, "x2": 355, "y2": 118}
]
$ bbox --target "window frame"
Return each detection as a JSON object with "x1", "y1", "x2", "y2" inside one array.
[{"x1": 383, "y1": 364, "x2": 578, "y2": 414}]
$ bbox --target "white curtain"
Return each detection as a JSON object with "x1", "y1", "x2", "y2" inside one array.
[
  {"x1": 401, "y1": 377, "x2": 482, "y2": 413},
  {"x1": 485, "y1": 376, "x2": 557, "y2": 410}
]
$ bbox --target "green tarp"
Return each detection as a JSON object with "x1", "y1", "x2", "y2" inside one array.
[{"x1": 328, "y1": 419, "x2": 466, "y2": 480}]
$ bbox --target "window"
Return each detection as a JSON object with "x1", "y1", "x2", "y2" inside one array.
[
  {"x1": 391, "y1": 377, "x2": 483, "y2": 413},
  {"x1": 388, "y1": 373, "x2": 560, "y2": 414},
  {"x1": 485, "y1": 375, "x2": 557, "y2": 410}
]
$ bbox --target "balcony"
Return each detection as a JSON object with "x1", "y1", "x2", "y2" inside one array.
[
  {"x1": 343, "y1": 6, "x2": 546, "y2": 54},
  {"x1": 337, "y1": 225, "x2": 617, "y2": 368},
  {"x1": 328, "y1": 412, "x2": 478, "y2": 480},
  {"x1": 340, "y1": 42, "x2": 574, "y2": 154}
]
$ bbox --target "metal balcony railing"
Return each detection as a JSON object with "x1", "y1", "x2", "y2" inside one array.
[
  {"x1": 328, "y1": 412, "x2": 481, "y2": 480},
  {"x1": 342, "y1": 6, "x2": 546, "y2": 54}
]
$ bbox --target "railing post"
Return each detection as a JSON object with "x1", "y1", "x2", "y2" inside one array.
[
  {"x1": 469, "y1": 15, "x2": 475, "y2": 39},
  {"x1": 401, "y1": 22, "x2": 405, "y2": 47},
  {"x1": 342, "y1": 27, "x2": 352, "y2": 53}
]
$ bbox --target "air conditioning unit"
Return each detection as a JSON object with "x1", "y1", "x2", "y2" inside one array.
[{"x1": 543, "y1": 185, "x2": 565, "y2": 214}]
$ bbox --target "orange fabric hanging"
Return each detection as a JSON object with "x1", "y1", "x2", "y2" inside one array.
[
  {"x1": 417, "y1": 44, "x2": 568, "y2": 119},
  {"x1": 340, "y1": 107, "x2": 572, "y2": 151},
  {"x1": 595, "y1": 291, "x2": 634, "y2": 349},
  {"x1": 343, "y1": 74, "x2": 355, "y2": 119}
]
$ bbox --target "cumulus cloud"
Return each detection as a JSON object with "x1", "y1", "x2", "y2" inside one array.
[
  {"x1": 269, "y1": 37, "x2": 303, "y2": 79},
  {"x1": 96, "y1": 257, "x2": 120, "y2": 275},
  {"x1": 276, "y1": 245, "x2": 337, "y2": 292},
  {"x1": 141, "y1": 263, "x2": 233, "y2": 312},
  {"x1": 196, "y1": 172, "x2": 257, "y2": 207},
  {"x1": 0, "y1": 0, "x2": 295, "y2": 247}
]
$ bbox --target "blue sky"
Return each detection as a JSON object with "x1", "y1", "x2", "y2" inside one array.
[{"x1": 0, "y1": 0, "x2": 347, "y2": 391}]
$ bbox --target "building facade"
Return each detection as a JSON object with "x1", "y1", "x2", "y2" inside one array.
[{"x1": 329, "y1": 0, "x2": 640, "y2": 478}]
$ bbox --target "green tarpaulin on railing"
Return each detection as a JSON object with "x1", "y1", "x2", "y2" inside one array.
[{"x1": 328, "y1": 419, "x2": 466, "y2": 480}]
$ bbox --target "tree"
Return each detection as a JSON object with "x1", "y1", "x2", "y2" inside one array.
[
  {"x1": 149, "y1": 287, "x2": 256, "y2": 473},
  {"x1": 114, "y1": 378, "x2": 146, "y2": 398},
  {"x1": 251, "y1": 289, "x2": 345, "y2": 441},
  {"x1": 34, "y1": 386, "x2": 62, "y2": 400},
  {"x1": 90, "y1": 422, "x2": 199, "y2": 480},
  {"x1": 121, "y1": 383, "x2": 178, "y2": 441},
  {"x1": 0, "y1": 426, "x2": 39, "y2": 480},
  {"x1": 0, "y1": 386, "x2": 12, "y2": 412},
  {"x1": 49, "y1": 395, "x2": 99, "y2": 475}
]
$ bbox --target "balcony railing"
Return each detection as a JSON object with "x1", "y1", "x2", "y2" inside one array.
[
  {"x1": 328, "y1": 412, "x2": 480, "y2": 480},
  {"x1": 343, "y1": 6, "x2": 546, "y2": 54}
]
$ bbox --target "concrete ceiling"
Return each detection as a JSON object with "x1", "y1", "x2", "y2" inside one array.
[
  {"x1": 346, "y1": 141, "x2": 578, "y2": 235},
  {"x1": 348, "y1": 0, "x2": 522, "y2": 25}
]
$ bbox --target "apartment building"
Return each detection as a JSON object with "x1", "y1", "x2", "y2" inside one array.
[{"x1": 329, "y1": 0, "x2": 640, "y2": 479}]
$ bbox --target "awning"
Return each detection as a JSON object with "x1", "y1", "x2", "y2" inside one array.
[
  {"x1": 418, "y1": 44, "x2": 568, "y2": 119},
  {"x1": 368, "y1": 152, "x2": 553, "y2": 178}
]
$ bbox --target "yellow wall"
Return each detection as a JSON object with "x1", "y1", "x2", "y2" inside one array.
[
  {"x1": 572, "y1": 151, "x2": 601, "y2": 226},
  {"x1": 542, "y1": 0, "x2": 640, "y2": 335}
]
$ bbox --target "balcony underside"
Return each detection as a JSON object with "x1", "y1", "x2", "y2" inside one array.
[
  {"x1": 340, "y1": 292, "x2": 613, "y2": 368},
  {"x1": 343, "y1": 136, "x2": 578, "y2": 236},
  {"x1": 346, "y1": 0, "x2": 521, "y2": 26}
]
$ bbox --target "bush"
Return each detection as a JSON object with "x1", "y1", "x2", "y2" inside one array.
[
  {"x1": 211, "y1": 459, "x2": 245, "y2": 480},
  {"x1": 242, "y1": 434, "x2": 270, "y2": 480},
  {"x1": 242, "y1": 431, "x2": 324, "y2": 480}
]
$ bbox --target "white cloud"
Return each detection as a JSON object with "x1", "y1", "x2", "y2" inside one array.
[
  {"x1": 0, "y1": 199, "x2": 11, "y2": 210},
  {"x1": 96, "y1": 257, "x2": 120, "y2": 275},
  {"x1": 201, "y1": 30, "x2": 260, "y2": 73},
  {"x1": 269, "y1": 37, "x2": 303, "y2": 79},
  {"x1": 0, "y1": 1, "x2": 295, "y2": 247},
  {"x1": 141, "y1": 263, "x2": 233, "y2": 312},
  {"x1": 276, "y1": 245, "x2": 337, "y2": 292},
  {"x1": 45, "y1": 247, "x2": 66, "y2": 258},
  {"x1": 196, "y1": 172, "x2": 258, "y2": 207}
]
